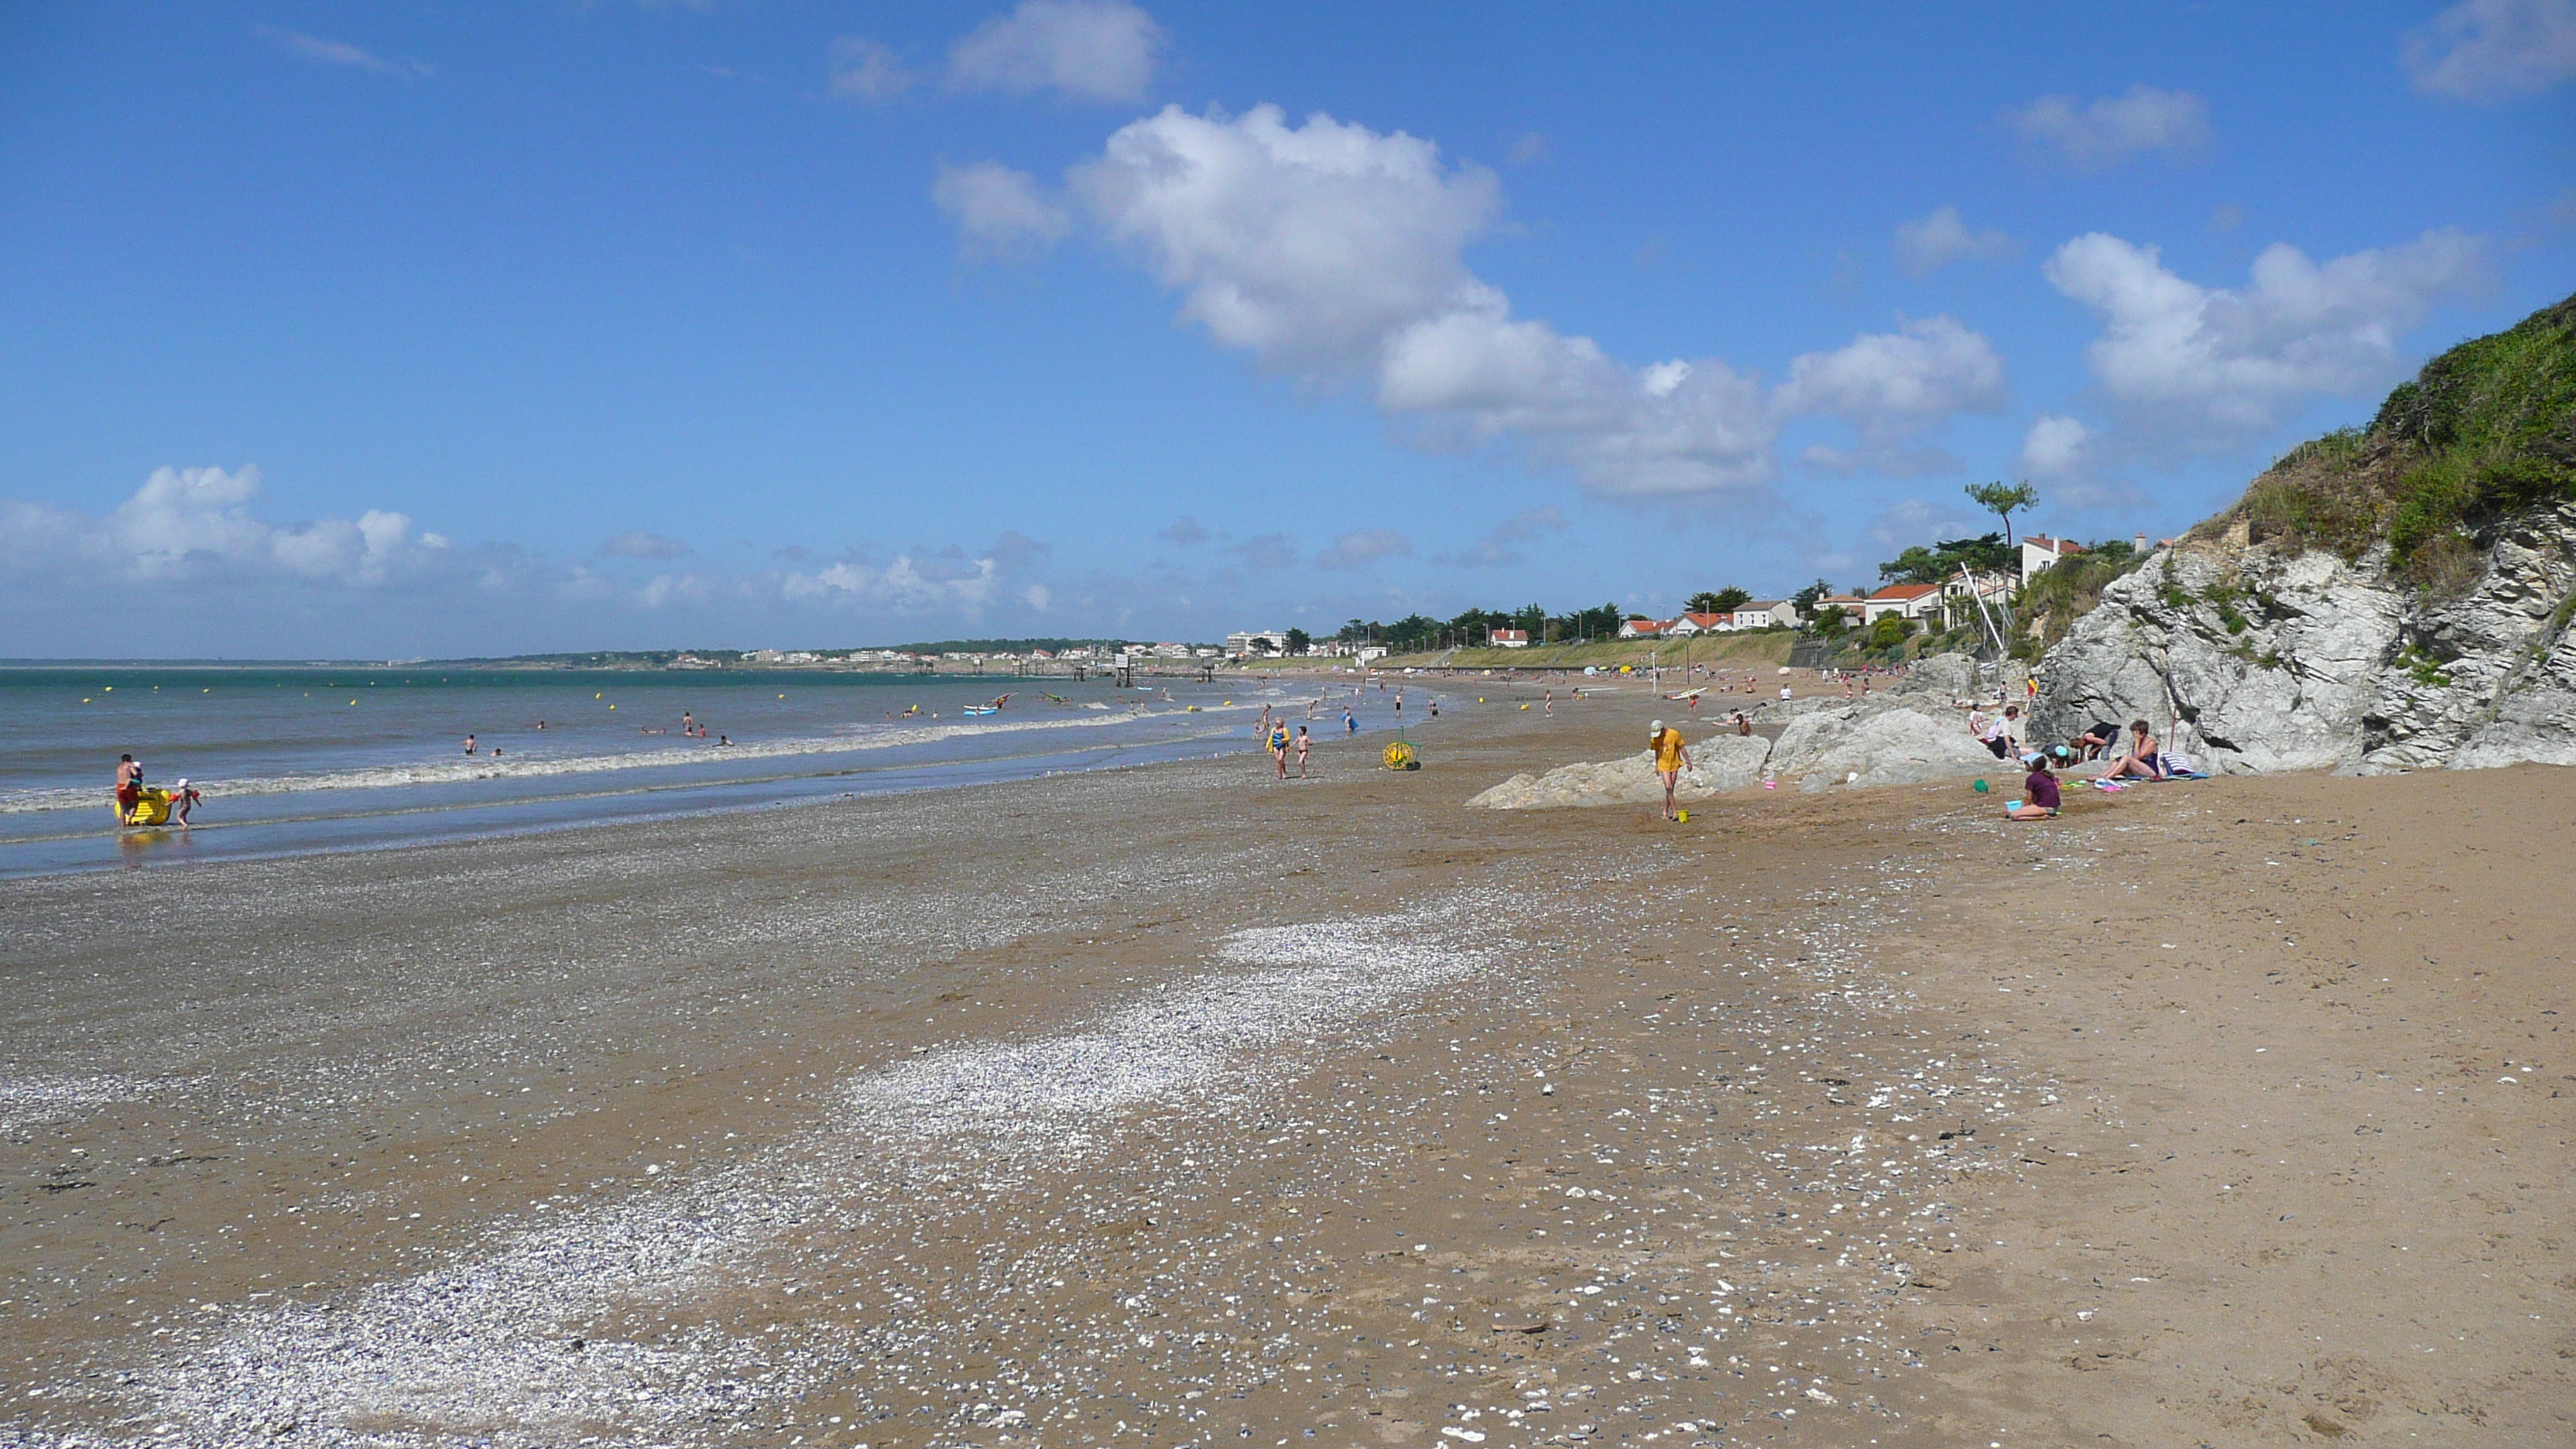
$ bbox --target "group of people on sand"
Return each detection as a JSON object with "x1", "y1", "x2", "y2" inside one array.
[
  {"x1": 1265, "y1": 716, "x2": 1313, "y2": 778},
  {"x1": 113, "y1": 752, "x2": 202, "y2": 827},
  {"x1": 1968, "y1": 704, "x2": 2180, "y2": 821}
]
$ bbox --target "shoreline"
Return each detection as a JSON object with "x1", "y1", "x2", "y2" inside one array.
[{"x1": 3, "y1": 694, "x2": 2566, "y2": 1446}]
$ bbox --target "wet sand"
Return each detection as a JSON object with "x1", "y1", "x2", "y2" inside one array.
[{"x1": 3, "y1": 684, "x2": 2568, "y2": 1447}]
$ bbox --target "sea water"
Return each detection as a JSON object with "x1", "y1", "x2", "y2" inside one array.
[{"x1": 0, "y1": 665, "x2": 1322, "y2": 877}]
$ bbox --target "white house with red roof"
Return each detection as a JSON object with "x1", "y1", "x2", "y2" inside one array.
[
  {"x1": 2019, "y1": 534, "x2": 2085, "y2": 584},
  {"x1": 1862, "y1": 583, "x2": 1944, "y2": 622}
]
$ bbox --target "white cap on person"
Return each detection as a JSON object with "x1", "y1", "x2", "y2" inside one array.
[{"x1": 1650, "y1": 719, "x2": 1664, "y2": 734}]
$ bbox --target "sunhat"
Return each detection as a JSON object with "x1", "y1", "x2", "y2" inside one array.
[{"x1": 1650, "y1": 719, "x2": 1665, "y2": 733}]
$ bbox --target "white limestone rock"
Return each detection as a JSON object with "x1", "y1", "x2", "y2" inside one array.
[
  {"x1": 2032, "y1": 502, "x2": 2576, "y2": 774},
  {"x1": 1465, "y1": 733, "x2": 1773, "y2": 810}
]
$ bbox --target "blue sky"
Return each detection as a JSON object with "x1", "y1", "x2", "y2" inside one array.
[{"x1": 2, "y1": 1, "x2": 2571, "y2": 656}]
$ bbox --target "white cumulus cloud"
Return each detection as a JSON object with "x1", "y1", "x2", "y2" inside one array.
[
  {"x1": 600, "y1": 529, "x2": 690, "y2": 560},
  {"x1": 933, "y1": 162, "x2": 1071, "y2": 262},
  {"x1": 0, "y1": 465, "x2": 449, "y2": 587},
  {"x1": 2016, "y1": 413, "x2": 2095, "y2": 478},
  {"x1": 2405, "y1": 0, "x2": 2576, "y2": 100},
  {"x1": 1776, "y1": 316, "x2": 2009, "y2": 428},
  {"x1": 1775, "y1": 317, "x2": 2009, "y2": 474},
  {"x1": 830, "y1": 36, "x2": 915, "y2": 101},
  {"x1": 1893, "y1": 205, "x2": 2015, "y2": 276},
  {"x1": 781, "y1": 552, "x2": 1001, "y2": 613},
  {"x1": 1056, "y1": 103, "x2": 1788, "y2": 498},
  {"x1": 948, "y1": 0, "x2": 1166, "y2": 103},
  {"x1": 1313, "y1": 527, "x2": 1413, "y2": 570},
  {"x1": 2010, "y1": 85, "x2": 2210, "y2": 170},
  {"x1": 2043, "y1": 228, "x2": 2490, "y2": 441}
]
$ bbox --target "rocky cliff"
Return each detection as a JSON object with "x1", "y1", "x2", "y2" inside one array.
[{"x1": 2035, "y1": 294, "x2": 2576, "y2": 774}]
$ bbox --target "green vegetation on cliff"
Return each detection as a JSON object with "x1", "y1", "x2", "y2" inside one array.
[{"x1": 2221, "y1": 293, "x2": 2576, "y2": 591}]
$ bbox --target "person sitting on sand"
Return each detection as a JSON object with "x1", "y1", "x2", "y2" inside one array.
[
  {"x1": 2008, "y1": 752, "x2": 2060, "y2": 820},
  {"x1": 1649, "y1": 718, "x2": 1693, "y2": 823},
  {"x1": 2099, "y1": 720, "x2": 2168, "y2": 781}
]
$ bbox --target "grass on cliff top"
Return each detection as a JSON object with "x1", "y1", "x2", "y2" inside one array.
[{"x1": 2211, "y1": 290, "x2": 2576, "y2": 591}]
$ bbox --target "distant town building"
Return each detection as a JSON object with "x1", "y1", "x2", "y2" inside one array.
[
  {"x1": 1224, "y1": 629, "x2": 1291, "y2": 657},
  {"x1": 1488, "y1": 627, "x2": 1530, "y2": 648},
  {"x1": 1617, "y1": 617, "x2": 1665, "y2": 639},
  {"x1": 1815, "y1": 594, "x2": 1870, "y2": 628}
]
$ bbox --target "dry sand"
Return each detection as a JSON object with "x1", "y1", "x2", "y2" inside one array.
[{"x1": 2, "y1": 682, "x2": 2567, "y2": 1447}]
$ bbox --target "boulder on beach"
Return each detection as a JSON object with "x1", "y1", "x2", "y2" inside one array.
[
  {"x1": 1467, "y1": 732, "x2": 1773, "y2": 810},
  {"x1": 1768, "y1": 704, "x2": 1999, "y2": 792}
]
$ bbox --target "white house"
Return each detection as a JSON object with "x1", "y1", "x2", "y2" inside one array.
[
  {"x1": 1860, "y1": 584, "x2": 1944, "y2": 623},
  {"x1": 1617, "y1": 618, "x2": 1666, "y2": 639},
  {"x1": 2020, "y1": 534, "x2": 2084, "y2": 584},
  {"x1": 1488, "y1": 628, "x2": 1530, "y2": 648},
  {"x1": 1732, "y1": 602, "x2": 1790, "y2": 629}
]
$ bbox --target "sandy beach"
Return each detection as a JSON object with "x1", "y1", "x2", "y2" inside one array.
[{"x1": 4, "y1": 684, "x2": 2569, "y2": 1447}]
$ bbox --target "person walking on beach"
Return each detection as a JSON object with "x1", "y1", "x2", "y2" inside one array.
[
  {"x1": 1268, "y1": 718, "x2": 1292, "y2": 778},
  {"x1": 1543, "y1": 688, "x2": 1553, "y2": 717},
  {"x1": 1649, "y1": 718, "x2": 1693, "y2": 822},
  {"x1": 1294, "y1": 724, "x2": 1311, "y2": 777},
  {"x1": 169, "y1": 778, "x2": 203, "y2": 827}
]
